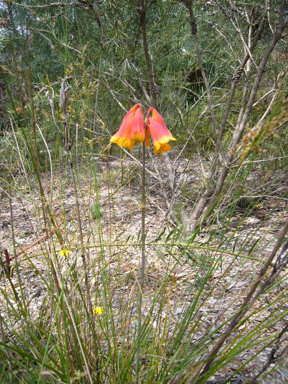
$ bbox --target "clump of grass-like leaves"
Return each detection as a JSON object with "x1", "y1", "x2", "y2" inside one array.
[{"x1": 1, "y1": 122, "x2": 288, "y2": 384}]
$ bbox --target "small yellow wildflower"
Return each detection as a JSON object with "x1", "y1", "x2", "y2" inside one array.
[
  {"x1": 59, "y1": 249, "x2": 70, "y2": 256},
  {"x1": 93, "y1": 306, "x2": 103, "y2": 315}
]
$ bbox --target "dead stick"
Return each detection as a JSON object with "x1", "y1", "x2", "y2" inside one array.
[{"x1": 3, "y1": 248, "x2": 11, "y2": 274}]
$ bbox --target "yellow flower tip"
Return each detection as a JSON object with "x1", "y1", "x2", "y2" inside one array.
[
  {"x1": 157, "y1": 143, "x2": 171, "y2": 155},
  {"x1": 93, "y1": 306, "x2": 103, "y2": 315},
  {"x1": 59, "y1": 249, "x2": 70, "y2": 256}
]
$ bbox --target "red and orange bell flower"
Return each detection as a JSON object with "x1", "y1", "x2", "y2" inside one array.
[
  {"x1": 110, "y1": 104, "x2": 144, "y2": 150},
  {"x1": 146, "y1": 108, "x2": 176, "y2": 155},
  {"x1": 110, "y1": 104, "x2": 176, "y2": 154}
]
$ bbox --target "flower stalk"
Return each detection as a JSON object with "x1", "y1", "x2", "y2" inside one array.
[
  {"x1": 110, "y1": 104, "x2": 175, "y2": 379},
  {"x1": 136, "y1": 137, "x2": 146, "y2": 380}
]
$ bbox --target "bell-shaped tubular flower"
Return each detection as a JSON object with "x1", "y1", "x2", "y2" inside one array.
[
  {"x1": 110, "y1": 104, "x2": 144, "y2": 150},
  {"x1": 110, "y1": 105, "x2": 176, "y2": 154},
  {"x1": 146, "y1": 108, "x2": 176, "y2": 154}
]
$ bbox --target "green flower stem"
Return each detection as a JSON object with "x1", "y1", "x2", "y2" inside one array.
[{"x1": 136, "y1": 139, "x2": 146, "y2": 381}]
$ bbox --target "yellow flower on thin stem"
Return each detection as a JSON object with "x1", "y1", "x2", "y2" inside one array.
[
  {"x1": 93, "y1": 306, "x2": 103, "y2": 315},
  {"x1": 59, "y1": 249, "x2": 70, "y2": 257}
]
